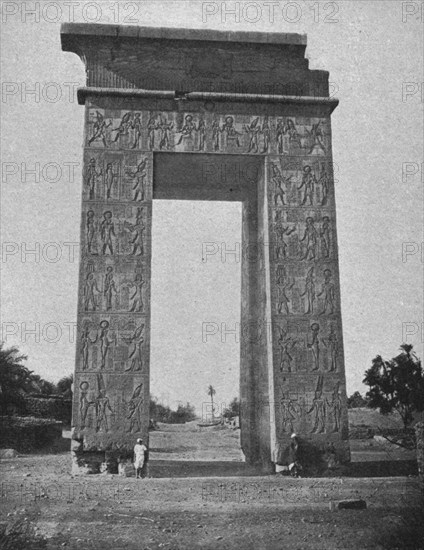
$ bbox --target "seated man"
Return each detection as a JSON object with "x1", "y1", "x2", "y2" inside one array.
[{"x1": 273, "y1": 433, "x2": 302, "y2": 477}]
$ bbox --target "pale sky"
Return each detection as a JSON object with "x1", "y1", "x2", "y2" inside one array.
[{"x1": 1, "y1": 0, "x2": 423, "y2": 414}]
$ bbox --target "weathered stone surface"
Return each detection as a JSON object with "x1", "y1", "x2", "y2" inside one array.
[
  {"x1": 61, "y1": 24, "x2": 328, "y2": 97},
  {"x1": 61, "y1": 23, "x2": 349, "y2": 472}
]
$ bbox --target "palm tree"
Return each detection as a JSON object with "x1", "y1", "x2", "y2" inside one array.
[
  {"x1": 57, "y1": 374, "x2": 74, "y2": 397},
  {"x1": 0, "y1": 343, "x2": 31, "y2": 414},
  {"x1": 207, "y1": 385, "x2": 216, "y2": 419}
]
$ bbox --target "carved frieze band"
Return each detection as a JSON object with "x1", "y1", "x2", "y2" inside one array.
[{"x1": 85, "y1": 108, "x2": 331, "y2": 157}]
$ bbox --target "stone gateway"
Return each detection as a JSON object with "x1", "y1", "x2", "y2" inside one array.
[{"x1": 61, "y1": 23, "x2": 350, "y2": 474}]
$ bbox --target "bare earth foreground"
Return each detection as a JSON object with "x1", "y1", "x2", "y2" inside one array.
[{"x1": 1, "y1": 418, "x2": 423, "y2": 550}]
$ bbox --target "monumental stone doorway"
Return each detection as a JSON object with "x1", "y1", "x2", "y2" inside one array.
[{"x1": 63, "y1": 23, "x2": 350, "y2": 476}]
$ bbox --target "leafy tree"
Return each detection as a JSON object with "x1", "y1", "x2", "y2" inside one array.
[
  {"x1": 223, "y1": 397, "x2": 240, "y2": 418},
  {"x1": 57, "y1": 374, "x2": 73, "y2": 397},
  {"x1": 28, "y1": 374, "x2": 55, "y2": 395},
  {"x1": 347, "y1": 391, "x2": 368, "y2": 409},
  {"x1": 363, "y1": 344, "x2": 424, "y2": 429},
  {"x1": 170, "y1": 402, "x2": 197, "y2": 423},
  {"x1": 149, "y1": 395, "x2": 197, "y2": 424},
  {"x1": 0, "y1": 343, "x2": 32, "y2": 414}
]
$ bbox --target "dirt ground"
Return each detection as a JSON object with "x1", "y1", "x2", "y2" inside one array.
[{"x1": 1, "y1": 420, "x2": 423, "y2": 550}]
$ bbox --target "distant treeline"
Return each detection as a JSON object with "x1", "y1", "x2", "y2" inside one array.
[
  {"x1": 149, "y1": 397, "x2": 196, "y2": 424},
  {"x1": 347, "y1": 391, "x2": 369, "y2": 409}
]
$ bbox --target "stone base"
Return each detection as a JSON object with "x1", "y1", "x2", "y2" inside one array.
[{"x1": 71, "y1": 440, "x2": 131, "y2": 475}]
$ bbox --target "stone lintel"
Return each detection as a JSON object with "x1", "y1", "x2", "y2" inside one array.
[
  {"x1": 61, "y1": 23, "x2": 329, "y2": 97},
  {"x1": 76, "y1": 87, "x2": 339, "y2": 113},
  {"x1": 61, "y1": 23, "x2": 307, "y2": 46}
]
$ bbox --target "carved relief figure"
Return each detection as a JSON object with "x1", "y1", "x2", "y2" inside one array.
[
  {"x1": 100, "y1": 211, "x2": 116, "y2": 255},
  {"x1": 85, "y1": 158, "x2": 103, "y2": 200},
  {"x1": 277, "y1": 270, "x2": 295, "y2": 315},
  {"x1": 97, "y1": 320, "x2": 116, "y2": 370},
  {"x1": 221, "y1": 116, "x2": 241, "y2": 147},
  {"x1": 279, "y1": 391, "x2": 298, "y2": 433},
  {"x1": 130, "y1": 113, "x2": 142, "y2": 149},
  {"x1": 260, "y1": 116, "x2": 271, "y2": 153},
  {"x1": 307, "y1": 322, "x2": 320, "y2": 371},
  {"x1": 88, "y1": 111, "x2": 111, "y2": 147},
  {"x1": 301, "y1": 267, "x2": 316, "y2": 315},
  {"x1": 104, "y1": 163, "x2": 118, "y2": 199},
  {"x1": 197, "y1": 118, "x2": 206, "y2": 151},
  {"x1": 300, "y1": 217, "x2": 318, "y2": 261},
  {"x1": 84, "y1": 272, "x2": 101, "y2": 311},
  {"x1": 244, "y1": 117, "x2": 261, "y2": 153},
  {"x1": 94, "y1": 375, "x2": 114, "y2": 432},
  {"x1": 176, "y1": 114, "x2": 196, "y2": 145},
  {"x1": 323, "y1": 324, "x2": 339, "y2": 372},
  {"x1": 80, "y1": 324, "x2": 96, "y2": 371},
  {"x1": 123, "y1": 324, "x2": 144, "y2": 372},
  {"x1": 306, "y1": 121, "x2": 326, "y2": 154},
  {"x1": 126, "y1": 158, "x2": 147, "y2": 202},
  {"x1": 86, "y1": 210, "x2": 97, "y2": 255},
  {"x1": 124, "y1": 208, "x2": 145, "y2": 256},
  {"x1": 275, "y1": 214, "x2": 296, "y2": 260},
  {"x1": 318, "y1": 163, "x2": 330, "y2": 205},
  {"x1": 320, "y1": 217, "x2": 331, "y2": 259},
  {"x1": 79, "y1": 381, "x2": 94, "y2": 428},
  {"x1": 112, "y1": 112, "x2": 132, "y2": 143},
  {"x1": 147, "y1": 114, "x2": 158, "y2": 150},
  {"x1": 128, "y1": 273, "x2": 145, "y2": 312},
  {"x1": 127, "y1": 384, "x2": 144, "y2": 433},
  {"x1": 277, "y1": 327, "x2": 297, "y2": 372},
  {"x1": 103, "y1": 266, "x2": 117, "y2": 311},
  {"x1": 212, "y1": 119, "x2": 220, "y2": 151},
  {"x1": 284, "y1": 118, "x2": 301, "y2": 148},
  {"x1": 276, "y1": 264, "x2": 286, "y2": 286},
  {"x1": 326, "y1": 381, "x2": 342, "y2": 432},
  {"x1": 318, "y1": 269, "x2": 335, "y2": 315},
  {"x1": 298, "y1": 165, "x2": 316, "y2": 206},
  {"x1": 307, "y1": 375, "x2": 326, "y2": 433},
  {"x1": 158, "y1": 115, "x2": 174, "y2": 150},
  {"x1": 272, "y1": 163, "x2": 293, "y2": 207},
  {"x1": 275, "y1": 118, "x2": 286, "y2": 154}
]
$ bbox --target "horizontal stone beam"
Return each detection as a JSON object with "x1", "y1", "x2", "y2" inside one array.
[{"x1": 77, "y1": 86, "x2": 339, "y2": 112}]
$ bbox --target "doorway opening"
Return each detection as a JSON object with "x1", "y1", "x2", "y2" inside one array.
[{"x1": 149, "y1": 199, "x2": 247, "y2": 476}]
